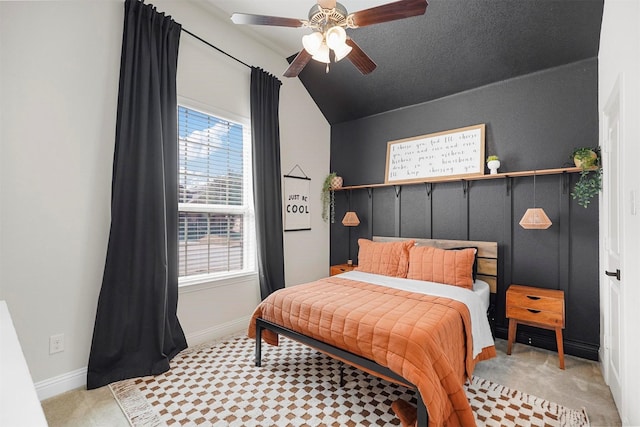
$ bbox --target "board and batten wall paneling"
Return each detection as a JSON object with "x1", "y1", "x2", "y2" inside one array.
[
  {"x1": 330, "y1": 59, "x2": 599, "y2": 360},
  {"x1": 431, "y1": 182, "x2": 468, "y2": 241},
  {"x1": 372, "y1": 187, "x2": 397, "y2": 240},
  {"x1": 400, "y1": 185, "x2": 431, "y2": 238}
]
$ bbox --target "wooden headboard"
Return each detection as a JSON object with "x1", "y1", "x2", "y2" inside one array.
[{"x1": 373, "y1": 236, "x2": 498, "y2": 293}]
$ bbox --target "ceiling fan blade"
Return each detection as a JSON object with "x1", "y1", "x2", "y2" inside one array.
[
  {"x1": 317, "y1": 0, "x2": 337, "y2": 9},
  {"x1": 231, "y1": 13, "x2": 304, "y2": 28},
  {"x1": 283, "y1": 50, "x2": 313, "y2": 78},
  {"x1": 345, "y1": 39, "x2": 377, "y2": 75},
  {"x1": 349, "y1": 0, "x2": 428, "y2": 28}
]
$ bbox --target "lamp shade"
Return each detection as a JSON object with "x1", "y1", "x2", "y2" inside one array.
[
  {"x1": 326, "y1": 26, "x2": 347, "y2": 50},
  {"x1": 342, "y1": 211, "x2": 360, "y2": 227},
  {"x1": 333, "y1": 43, "x2": 352, "y2": 61},
  {"x1": 302, "y1": 32, "x2": 323, "y2": 55},
  {"x1": 312, "y1": 43, "x2": 331, "y2": 63},
  {"x1": 519, "y1": 208, "x2": 552, "y2": 229}
]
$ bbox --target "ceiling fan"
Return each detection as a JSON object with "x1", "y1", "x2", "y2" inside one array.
[{"x1": 231, "y1": 0, "x2": 428, "y2": 77}]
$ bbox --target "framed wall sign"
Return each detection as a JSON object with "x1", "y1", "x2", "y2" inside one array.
[
  {"x1": 385, "y1": 123, "x2": 486, "y2": 184},
  {"x1": 283, "y1": 174, "x2": 311, "y2": 231}
]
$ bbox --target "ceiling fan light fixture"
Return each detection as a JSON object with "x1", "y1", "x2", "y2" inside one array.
[
  {"x1": 333, "y1": 43, "x2": 352, "y2": 61},
  {"x1": 302, "y1": 32, "x2": 323, "y2": 55},
  {"x1": 312, "y1": 43, "x2": 331, "y2": 63},
  {"x1": 326, "y1": 25, "x2": 347, "y2": 50}
]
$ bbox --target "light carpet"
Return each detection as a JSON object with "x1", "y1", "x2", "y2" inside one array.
[{"x1": 109, "y1": 335, "x2": 589, "y2": 426}]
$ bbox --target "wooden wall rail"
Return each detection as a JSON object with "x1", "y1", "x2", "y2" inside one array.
[{"x1": 335, "y1": 167, "x2": 584, "y2": 191}]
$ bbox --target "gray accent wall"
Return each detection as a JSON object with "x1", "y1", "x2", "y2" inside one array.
[{"x1": 329, "y1": 59, "x2": 600, "y2": 360}]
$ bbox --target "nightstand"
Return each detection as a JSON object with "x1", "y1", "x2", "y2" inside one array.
[
  {"x1": 506, "y1": 284, "x2": 566, "y2": 369},
  {"x1": 330, "y1": 263, "x2": 357, "y2": 276}
]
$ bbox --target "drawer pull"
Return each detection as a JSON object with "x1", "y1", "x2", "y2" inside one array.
[
  {"x1": 527, "y1": 309, "x2": 541, "y2": 314},
  {"x1": 526, "y1": 295, "x2": 541, "y2": 300}
]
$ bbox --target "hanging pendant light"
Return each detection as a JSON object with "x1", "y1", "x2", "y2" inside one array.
[
  {"x1": 341, "y1": 211, "x2": 360, "y2": 226},
  {"x1": 519, "y1": 208, "x2": 552, "y2": 229},
  {"x1": 519, "y1": 171, "x2": 552, "y2": 229},
  {"x1": 342, "y1": 189, "x2": 360, "y2": 265}
]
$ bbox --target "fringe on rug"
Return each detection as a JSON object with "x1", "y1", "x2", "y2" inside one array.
[
  {"x1": 468, "y1": 376, "x2": 590, "y2": 427},
  {"x1": 560, "y1": 407, "x2": 591, "y2": 427},
  {"x1": 109, "y1": 379, "x2": 162, "y2": 427}
]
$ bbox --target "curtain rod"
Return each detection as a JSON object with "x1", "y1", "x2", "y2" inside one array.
[{"x1": 182, "y1": 28, "x2": 251, "y2": 69}]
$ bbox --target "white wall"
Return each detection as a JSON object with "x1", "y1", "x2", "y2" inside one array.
[
  {"x1": 0, "y1": 1, "x2": 122, "y2": 397},
  {"x1": 598, "y1": 0, "x2": 640, "y2": 425},
  {"x1": 0, "y1": 0, "x2": 330, "y2": 398}
]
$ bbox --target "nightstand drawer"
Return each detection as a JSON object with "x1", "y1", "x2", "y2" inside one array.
[
  {"x1": 507, "y1": 292, "x2": 564, "y2": 313},
  {"x1": 506, "y1": 305, "x2": 564, "y2": 327}
]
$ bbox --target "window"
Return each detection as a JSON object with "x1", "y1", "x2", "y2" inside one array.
[{"x1": 178, "y1": 105, "x2": 255, "y2": 283}]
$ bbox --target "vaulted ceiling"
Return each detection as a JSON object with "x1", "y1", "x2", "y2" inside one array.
[{"x1": 210, "y1": 0, "x2": 604, "y2": 124}]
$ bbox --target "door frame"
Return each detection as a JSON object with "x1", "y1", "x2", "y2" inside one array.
[{"x1": 600, "y1": 73, "x2": 623, "y2": 412}]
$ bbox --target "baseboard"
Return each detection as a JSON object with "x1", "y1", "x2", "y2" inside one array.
[
  {"x1": 494, "y1": 325, "x2": 600, "y2": 361},
  {"x1": 35, "y1": 366, "x2": 87, "y2": 401},
  {"x1": 185, "y1": 315, "x2": 251, "y2": 346},
  {"x1": 35, "y1": 316, "x2": 252, "y2": 401}
]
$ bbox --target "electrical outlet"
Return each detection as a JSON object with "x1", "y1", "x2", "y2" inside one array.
[{"x1": 49, "y1": 334, "x2": 64, "y2": 354}]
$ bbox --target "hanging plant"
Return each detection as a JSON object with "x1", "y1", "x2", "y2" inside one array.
[
  {"x1": 321, "y1": 172, "x2": 342, "y2": 223},
  {"x1": 570, "y1": 147, "x2": 602, "y2": 208}
]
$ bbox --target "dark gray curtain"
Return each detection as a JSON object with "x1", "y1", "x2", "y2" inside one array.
[
  {"x1": 87, "y1": 0, "x2": 187, "y2": 390},
  {"x1": 250, "y1": 67, "x2": 285, "y2": 299}
]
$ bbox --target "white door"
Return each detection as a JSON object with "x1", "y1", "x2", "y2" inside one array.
[{"x1": 602, "y1": 77, "x2": 623, "y2": 411}]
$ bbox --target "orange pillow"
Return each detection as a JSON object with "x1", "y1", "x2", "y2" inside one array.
[
  {"x1": 407, "y1": 246, "x2": 476, "y2": 289},
  {"x1": 355, "y1": 239, "x2": 415, "y2": 278}
]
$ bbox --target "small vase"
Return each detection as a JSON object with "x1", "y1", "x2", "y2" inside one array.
[
  {"x1": 487, "y1": 160, "x2": 500, "y2": 175},
  {"x1": 330, "y1": 176, "x2": 343, "y2": 190}
]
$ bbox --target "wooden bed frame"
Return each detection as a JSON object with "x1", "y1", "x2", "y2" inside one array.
[{"x1": 254, "y1": 237, "x2": 498, "y2": 427}]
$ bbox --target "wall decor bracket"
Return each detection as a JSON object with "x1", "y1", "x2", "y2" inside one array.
[{"x1": 462, "y1": 180, "x2": 469, "y2": 198}]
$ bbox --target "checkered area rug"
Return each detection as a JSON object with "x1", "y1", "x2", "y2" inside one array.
[{"x1": 109, "y1": 335, "x2": 589, "y2": 427}]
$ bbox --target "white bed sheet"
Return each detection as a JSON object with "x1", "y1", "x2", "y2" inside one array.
[
  {"x1": 473, "y1": 279, "x2": 490, "y2": 313},
  {"x1": 338, "y1": 271, "x2": 495, "y2": 358}
]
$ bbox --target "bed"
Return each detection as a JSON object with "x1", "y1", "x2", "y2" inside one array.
[{"x1": 248, "y1": 237, "x2": 498, "y2": 427}]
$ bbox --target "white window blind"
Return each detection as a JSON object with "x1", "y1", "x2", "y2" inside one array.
[{"x1": 178, "y1": 105, "x2": 255, "y2": 281}]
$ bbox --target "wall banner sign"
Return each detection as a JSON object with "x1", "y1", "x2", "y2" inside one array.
[
  {"x1": 385, "y1": 123, "x2": 486, "y2": 184},
  {"x1": 283, "y1": 174, "x2": 311, "y2": 231}
]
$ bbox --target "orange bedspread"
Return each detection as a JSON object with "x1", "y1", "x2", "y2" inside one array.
[{"x1": 248, "y1": 276, "x2": 495, "y2": 427}]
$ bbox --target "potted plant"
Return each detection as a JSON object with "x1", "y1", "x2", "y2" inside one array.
[
  {"x1": 570, "y1": 147, "x2": 602, "y2": 208},
  {"x1": 486, "y1": 155, "x2": 500, "y2": 174},
  {"x1": 321, "y1": 172, "x2": 342, "y2": 223}
]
